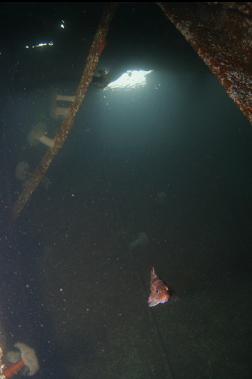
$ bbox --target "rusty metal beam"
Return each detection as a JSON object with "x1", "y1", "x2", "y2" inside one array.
[
  {"x1": 12, "y1": 3, "x2": 118, "y2": 221},
  {"x1": 158, "y1": 2, "x2": 252, "y2": 124}
]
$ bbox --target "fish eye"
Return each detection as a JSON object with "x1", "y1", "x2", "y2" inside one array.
[{"x1": 156, "y1": 289, "x2": 160, "y2": 294}]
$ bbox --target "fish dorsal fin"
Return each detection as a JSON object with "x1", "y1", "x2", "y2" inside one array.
[{"x1": 151, "y1": 266, "x2": 157, "y2": 280}]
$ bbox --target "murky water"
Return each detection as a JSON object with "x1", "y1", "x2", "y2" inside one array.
[{"x1": 0, "y1": 4, "x2": 251, "y2": 379}]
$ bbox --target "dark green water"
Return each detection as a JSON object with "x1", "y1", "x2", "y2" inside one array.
[{"x1": 0, "y1": 4, "x2": 251, "y2": 379}]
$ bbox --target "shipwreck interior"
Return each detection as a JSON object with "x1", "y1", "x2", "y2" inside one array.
[{"x1": 0, "y1": 3, "x2": 251, "y2": 379}]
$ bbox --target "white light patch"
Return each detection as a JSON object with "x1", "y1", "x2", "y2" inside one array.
[
  {"x1": 28, "y1": 42, "x2": 54, "y2": 49},
  {"x1": 60, "y1": 20, "x2": 65, "y2": 29},
  {"x1": 104, "y1": 69, "x2": 153, "y2": 90},
  {"x1": 37, "y1": 43, "x2": 47, "y2": 48}
]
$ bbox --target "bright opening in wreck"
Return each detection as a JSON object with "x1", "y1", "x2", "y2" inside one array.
[{"x1": 104, "y1": 69, "x2": 153, "y2": 90}]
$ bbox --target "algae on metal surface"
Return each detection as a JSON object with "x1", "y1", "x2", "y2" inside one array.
[{"x1": 12, "y1": 3, "x2": 117, "y2": 221}]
